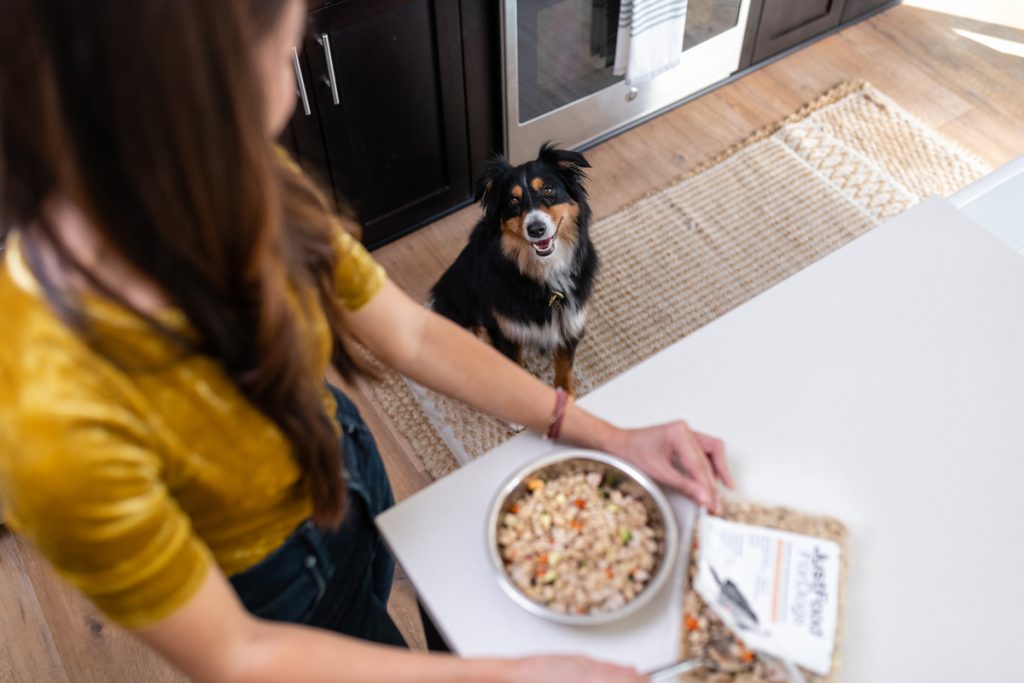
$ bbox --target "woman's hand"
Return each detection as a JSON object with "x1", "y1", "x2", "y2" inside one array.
[
  {"x1": 608, "y1": 422, "x2": 734, "y2": 514},
  {"x1": 504, "y1": 655, "x2": 647, "y2": 683}
]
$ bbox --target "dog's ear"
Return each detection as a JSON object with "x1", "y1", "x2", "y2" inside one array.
[
  {"x1": 538, "y1": 142, "x2": 590, "y2": 202},
  {"x1": 538, "y1": 142, "x2": 591, "y2": 170},
  {"x1": 473, "y1": 155, "x2": 513, "y2": 212}
]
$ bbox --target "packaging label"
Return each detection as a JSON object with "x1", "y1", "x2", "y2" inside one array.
[{"x1": 693, "y1": 513, "x2": 841, "y2": 675}]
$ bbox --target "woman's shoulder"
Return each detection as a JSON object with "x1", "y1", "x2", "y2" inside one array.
[
  {"x1": 0, "y1": 312, "x2": 158, "y2": 538},
  {"x1": 2, "y1": 252, "x2": 133, "y2": 402},
  {"x1": 1, "y1": 257, "x2": 153, "y2": 480},
  {"x1": 330, "y1": 221, "x2": 386, "y2": 312}
]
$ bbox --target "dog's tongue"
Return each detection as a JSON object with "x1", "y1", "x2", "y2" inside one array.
[{"x1": 534, "y1": 238, "x2": 552, "y2": 251}]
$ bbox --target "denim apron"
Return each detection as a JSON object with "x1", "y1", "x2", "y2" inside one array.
[{"x1": 228, "y1": 385, "x2": 405, "y2": 646}]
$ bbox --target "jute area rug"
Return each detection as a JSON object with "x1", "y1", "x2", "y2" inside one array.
[{"x1": 365, "y1": 80, "x2": 989, "y2": 479}]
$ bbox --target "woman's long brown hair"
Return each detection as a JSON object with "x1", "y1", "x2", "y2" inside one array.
[{"x1": 0, "y1": 0, "x2": 357, "y2": 527}]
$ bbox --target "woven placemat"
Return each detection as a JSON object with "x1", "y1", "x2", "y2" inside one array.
[
  {"x1": 366, "y1": 80, "x2": 989, "y2": 478},
  {"x1": 681, "y1": 501, "x2": 849, "y2": 682}
]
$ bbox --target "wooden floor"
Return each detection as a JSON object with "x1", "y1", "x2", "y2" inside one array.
[{"x1": 3, "y1": 5, "x2": 1023, "y2": 681}]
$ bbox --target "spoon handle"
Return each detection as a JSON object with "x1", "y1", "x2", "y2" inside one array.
[{"x1": 647, "y1": 657, "x2": 705, "y2": 681}]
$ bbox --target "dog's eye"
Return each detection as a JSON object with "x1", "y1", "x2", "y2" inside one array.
[
  {"x1": 542, "y1": 187, "x2": 554, "y2": 197},
  {"x1": 509, "y1": 197, "x2": 519, "y2": 207}
]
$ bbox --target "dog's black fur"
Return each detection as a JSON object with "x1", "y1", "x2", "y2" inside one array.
[{"x1": 431, "y1": 144, "x2": 598, "y2": 393}]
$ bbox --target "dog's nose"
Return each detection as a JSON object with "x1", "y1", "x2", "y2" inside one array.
[{"x1": 526, "y1": 221, "x2": 546, "y2": 239}]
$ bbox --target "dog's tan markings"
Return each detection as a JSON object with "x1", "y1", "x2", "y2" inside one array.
[
  {"x1": 511, "y1": 185, "x2": 523, "y2": 199},
  {"x1": 500, "y1": 215, "x2": 532, "y2": 271},
  {"x1": 500, "y1": 233, "x2": 540, "y2": 281},
  {"x1": 501, "y1": 215, "x2": 525, "y2": 238},
  {"x1": 531, "y1": 177, "x2": 544, "y2": 192},
  {"x1": 543, "y1": 202, "x2": 581, "y2": 246},
  {"x1": 553, "y1": 346, "x2": 576, "y2": 396},
  {"x1": 500, "y1": 231, "x2": 546, "y2": 284}
]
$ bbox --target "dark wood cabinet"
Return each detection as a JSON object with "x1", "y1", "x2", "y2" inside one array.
[
  {"x1": 458, "y1": 1, "x2": 504, "y2": 183},
  {"x1": 841, "y1": 0, "x2": 893, "y2": 22},
  {"x1": 742, "y1": 0, "x2": 898, "y2": 66},
  {"x1": 281, "y1": 53, "x2": 334, "y2": 192},
  {"x1": 283, "y1": 0, "x2": 500, "y2": 249},
  {"x1": 749, "y1": 0, "x2": 845, "y2": 64}
]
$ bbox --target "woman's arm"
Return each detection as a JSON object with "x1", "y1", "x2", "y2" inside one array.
[
  {"x1": 343, "y1": 281, "x2": 732, "y2": 511},
  {"x1": 137, "y1": 567, "x2": 643, "y2": 683}
]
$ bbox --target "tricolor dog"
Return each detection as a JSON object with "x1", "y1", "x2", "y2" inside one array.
[{"x1": 431, "y1": 144, "x2": 598, "y2": 394}]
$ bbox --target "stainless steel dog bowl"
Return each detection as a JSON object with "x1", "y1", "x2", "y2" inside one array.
[{"x1": 487, "y1": 449, "x2": 679, "y2": 626}]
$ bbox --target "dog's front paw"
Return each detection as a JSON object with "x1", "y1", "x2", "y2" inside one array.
[{"x1": 554, "y1": 376, "x2": 577, "y2": 399}]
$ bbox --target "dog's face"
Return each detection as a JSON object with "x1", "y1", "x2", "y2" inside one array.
[{"x1": 475, "y1": 144, "x2": 591, "y2": 262}]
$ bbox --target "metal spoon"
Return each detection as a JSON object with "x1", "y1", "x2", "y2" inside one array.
[
  {"x1": 648, "y1": 651, "x2": 807, "y2": 683},
  {"x1": 646, "y1": 657, "x2": 712, "y2": 681}
]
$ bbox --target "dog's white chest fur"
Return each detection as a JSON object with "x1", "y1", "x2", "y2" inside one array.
[
  {"x1": 494, "y1": 244, "x2": 586, "y2": 350},
  {"x1": 542, "y1": 243, "x2": 576, "y2": 295},
  {"x1": 496, "y1": 304, "x2": 586, "y2": 350}
]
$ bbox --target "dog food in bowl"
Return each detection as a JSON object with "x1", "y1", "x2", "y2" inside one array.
[{"x1": 496, "y1": 469, "x2": 660, "y2": 615}]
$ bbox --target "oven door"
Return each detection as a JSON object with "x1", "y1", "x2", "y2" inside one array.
[{"x1": 502, "y1": 0, "x2": 752, "y2": 163}]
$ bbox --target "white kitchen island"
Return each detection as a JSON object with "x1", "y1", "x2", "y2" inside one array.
[{"x1": 377, "y1": 196, "x2": 1024, "y2": 681}]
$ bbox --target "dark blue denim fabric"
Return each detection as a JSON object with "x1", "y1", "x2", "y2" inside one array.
[{"x1": 229, "y1": 385, "x2": 405, "y2": 647}]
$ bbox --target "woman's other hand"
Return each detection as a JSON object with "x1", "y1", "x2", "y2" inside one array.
[
  {"x1": 504, "y1": 655, "x2": 648, "y2": 683},
  {"x1": 609, "y1": 422, "x2": 734, "y2": 513}
]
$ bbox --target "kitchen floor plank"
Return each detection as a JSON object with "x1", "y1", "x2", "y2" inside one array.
[
  {"x1": 0, "y1": 530, "x2": 67, "y2": 683},
  {"x1": 12, "y1": 535, "x2": 188, "y2": 683}
]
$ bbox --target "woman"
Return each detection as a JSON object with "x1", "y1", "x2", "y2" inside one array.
[{"x1": 0, "y1": 1, "x2": 733, "y2": 681}]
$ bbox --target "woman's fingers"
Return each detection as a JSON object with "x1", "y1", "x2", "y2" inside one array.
[
  {"x1": 515, "y1": 655, "x2": 647, "y2": 683},
  {"x1": 688, "y1": 428, "x2": 721, "y2": 513},
  {"x1": 684, "y1": 436, "x2": 716, "y2": 516},
  {"x1": 669, "y1": 423, "x2": 719, "y2": 513},
  {"x1": 616, "y1": 421, "x2": 732, "y2": 514},
  {"x1": 682, "y1": 424, "x2": 719, "y2": 512},
  {"x1": 598, "y1": 661, "x2": 648, "y2": 683},
  {"x1": 650, "y1": 459, "x2": 711, "y2": 508},
  {"x1": 695, "y1": 430, "x2": 734, "y2": 489}
]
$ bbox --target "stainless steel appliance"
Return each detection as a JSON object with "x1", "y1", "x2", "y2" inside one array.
[{"x1": 502, "y1": 0, "x2": 753, "y2": 162}]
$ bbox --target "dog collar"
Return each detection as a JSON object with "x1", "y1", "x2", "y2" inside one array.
[{"x1": 548, "y1": 291, "x2": 566, "y2": 308}]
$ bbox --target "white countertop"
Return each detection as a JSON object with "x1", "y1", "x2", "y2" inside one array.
[
  {"x1": 951, "y1": 155, "x2": 1024, "y2": 254},
  {"x1": 380, "y1": 196, "x2": 1024, "y2": 680}
]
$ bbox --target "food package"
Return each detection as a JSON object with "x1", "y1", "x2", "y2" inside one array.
[{"x1": 680, "y1": 501, "x2": 848, "y2": 683}]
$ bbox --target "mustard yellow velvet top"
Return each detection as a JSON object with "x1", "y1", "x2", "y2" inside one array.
[{"x1": 0, "y1": 224, "x2": 384, "y2": 629}]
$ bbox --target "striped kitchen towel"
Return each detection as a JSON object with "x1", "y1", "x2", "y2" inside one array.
[{"x1": 613, "y1": 0, "x2": 688, "y2": 85}]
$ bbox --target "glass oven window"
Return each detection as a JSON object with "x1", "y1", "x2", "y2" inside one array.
[
  {"x1": 516, "y1": 0, "x2": 745, "y2": 124},
  {"x1": 517, "y1": 0, "x2": 624, "y2": 124},
  {"x1": 684, "y1": 0, "x2": 743, "y2": 50}
]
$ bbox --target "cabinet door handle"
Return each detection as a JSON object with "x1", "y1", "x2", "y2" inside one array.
[
  {"x1": 318, "y1": 33, "x2": 341, "y2": 106},
  {"x1": 291, "y1": 47, "x2": 312, "y2": 116}
]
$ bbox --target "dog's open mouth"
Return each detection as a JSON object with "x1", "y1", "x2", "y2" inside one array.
[
  {"x1": 531, "y1": 237, "x2": 555, "y2": 256},
  {"x1": 529, "y1": 227, "x2": 558, "y2": 257}
]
